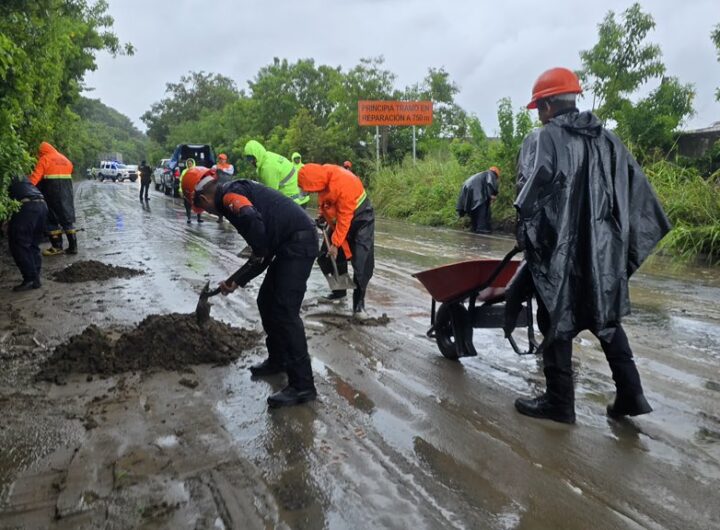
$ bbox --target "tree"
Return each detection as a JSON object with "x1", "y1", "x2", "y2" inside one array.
[
  {"x1": 141, "y1": 71, "x2": 239, "y2": 145},
  {"x1": 713, "y1": 23, "x2": 720, "y2": 101},
  {"x1": 579, "y1": 2, "x2": 665, "y2": 121},
  {"x1": 0, "y1": 0, "x2": 131, "y2": 219},
  {"x1": 615, "y1": 77, "x2": 695, "y2": 157}
]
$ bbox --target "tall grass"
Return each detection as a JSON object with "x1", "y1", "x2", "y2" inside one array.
[
  {"x1": 645, "y1": 161, "x2": 720, "y2": 264},
  {"x1": 369, "y1": 154, "x2": 720, "y2": 264},
  {"x1": 370, "y1": 155, "x2": 516, "y2": 228}
]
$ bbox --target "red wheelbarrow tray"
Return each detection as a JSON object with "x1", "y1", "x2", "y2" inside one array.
[{"x1": 412, "y1": 259, "x2": 521, "y2": 304}]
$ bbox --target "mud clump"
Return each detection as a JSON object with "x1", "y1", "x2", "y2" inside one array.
[
  {"x1": 53, "y1": 260, "x2": 144, "y2": 283},
  {"x1": 37, "y1": 313, "x2": 260, "y2": 382}
]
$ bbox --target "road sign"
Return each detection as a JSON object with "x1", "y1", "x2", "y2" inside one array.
[{"x1": 358, "y1": 101, "x2": 433, "y2": 127}]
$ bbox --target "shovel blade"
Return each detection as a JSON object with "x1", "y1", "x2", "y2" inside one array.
[
  {"x1": 195, "y1": 281, "x2": 212, "y2": 326},
  {"x1": 325, "y1": 273, "x2": 356, "y2": 291}
]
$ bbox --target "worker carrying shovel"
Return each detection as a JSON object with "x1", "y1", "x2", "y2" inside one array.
[
  {"x1": 182, "y1": 166, "x2": 319, "y2": 408},
  {"x1": 298, "y1": 163, "x2": 375, "y2": 314}
]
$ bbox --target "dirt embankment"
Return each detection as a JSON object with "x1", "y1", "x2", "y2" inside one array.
[
  {"x1": 52, "y1": 260, "x2": 144, "y2": 283},
  {"x1": 37, "y1": 313, "x2": 260, "y2": 383}
]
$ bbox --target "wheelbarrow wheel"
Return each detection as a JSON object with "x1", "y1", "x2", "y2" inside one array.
[{"x1": 434, "y1": 302, "x2": 475, "y2": 360}]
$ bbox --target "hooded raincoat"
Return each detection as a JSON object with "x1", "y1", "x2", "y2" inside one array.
[
  {"x1": 456, "y1": 170, "x2": 498, "y2": 216},
  {"x1": 28, "y1": 142, "x2": 75, "y2": 235},
  {"x1": 515, "y1": 110, "x2": 671, "y2": 342},
  {"x1": 298, "y1": 163, "x2": 375, "y2": 296},
  {"x1": 291, "y1": 152, "x2": 303, "y2": 172},
  {"x1": 244, "y1": 141, "x2": 309, "y2": 206}
]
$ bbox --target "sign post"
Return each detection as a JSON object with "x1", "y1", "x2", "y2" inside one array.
[{"x1": 358, "y1": 100, "x2": 433, "y2": 169}]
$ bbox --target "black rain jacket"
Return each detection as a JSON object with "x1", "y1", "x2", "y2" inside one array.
[
  {"x1": 456, "y1": 170, "x2": 498, "y2": 216},
  {"x1": 515, "y1": 110, "x2": 671, "y2": 341}
]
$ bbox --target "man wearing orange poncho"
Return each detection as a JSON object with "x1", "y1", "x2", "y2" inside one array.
[{"x1": 298, "y1": 163, "x2": 375, "y2": 314}]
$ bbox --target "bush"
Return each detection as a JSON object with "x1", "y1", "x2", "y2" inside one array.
[{"x1": 646, "y1": 161, "x2": 720, "y2": 263}]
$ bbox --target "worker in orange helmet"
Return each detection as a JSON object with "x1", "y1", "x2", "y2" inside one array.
[
  {"x1": 182, "y1": 166, "x2": 319, "y2": 408},
  {"x1": 212, "y1": 153, "x2": 235, "y2": 223},
  {"x1": 298, "y1": 163, "x2": 374, "y2": 313},
  {"x1": 29, "y1": 142, "x2": 77, "y2": 256},
  {"x1": 456, "y1": 166, "x2": 500, "y2": 234},
  {"x1": 510, "y1": 67, "x2": 670, "y2": 424},
  {"x1": 343, "y1": 160, "x2": 352, "y2": 170}
]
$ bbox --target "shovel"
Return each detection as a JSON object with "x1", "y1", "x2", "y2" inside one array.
[
  {"x1": 321, "y1": 228, "x2": 356, "y2": 291},
  {"x1": 195, "y1": 280, "x2": 222, "y2": 326}
]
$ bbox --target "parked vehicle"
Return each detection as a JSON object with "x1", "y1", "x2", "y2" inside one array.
[
  {"x1": 96, "y1": 160, "x2": 121, "y2": 182},
  {"x1": 118, "y1": 164, "x2": 138, "y2": 182},
  {"x1": 162, "y1": 144, "x2": 216, "y2": 197},
  {"x1": 153, "y1": 158, "x2": 170, "y2": 191}
]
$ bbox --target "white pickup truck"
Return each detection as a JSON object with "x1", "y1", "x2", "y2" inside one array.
[
  {"x1": 93, "y1": 161, "x2": 138, "y2": 182},
  {"x1": 153, "y1": 159, "x2": 170, "y2": 190}
]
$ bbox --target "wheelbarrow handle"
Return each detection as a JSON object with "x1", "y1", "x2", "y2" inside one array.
[{"x1": 482, "y1": 246, "x2": 522, "y2": 290}]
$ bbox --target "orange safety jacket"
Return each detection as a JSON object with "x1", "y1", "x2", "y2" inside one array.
[
  {"x1": 298, "y1": 163, "x2": 368, "y2": 258},
  {"x1": 29, "y1": 142, "x2": 73, "y2": 186}
]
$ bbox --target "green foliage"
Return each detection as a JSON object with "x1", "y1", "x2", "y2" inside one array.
[
  {"x1": 615, "y1": 77, "x2": 695, "y2": 159},
  {"x1": 646, "y1": 161, "x2": 720, "y2": 263},
  {"x1": 579, "y1": 2, "x2": 695, "y2": 163},
  {"x1": 0, "y1": 0, "x2": 131, "y2": 220},
  {"x1": 579, "y1": 2, "x2": 665, "y2": 120}
]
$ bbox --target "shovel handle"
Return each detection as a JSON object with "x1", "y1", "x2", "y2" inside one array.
[{"x1": 321, "y1": 228, "x2": 342, "y2": 277}]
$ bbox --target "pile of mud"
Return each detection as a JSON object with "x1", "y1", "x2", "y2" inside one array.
[
  {"x1": 37, "y1": 313, "x2": 260, "y2": 382},
  {"x1": 53, "y1": 260, "x2": 144, "y2": 283}
]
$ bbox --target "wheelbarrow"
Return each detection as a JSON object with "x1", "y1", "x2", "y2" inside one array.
[{"x1": 412, "y1": 248, "x2": 538, "y2": 360}]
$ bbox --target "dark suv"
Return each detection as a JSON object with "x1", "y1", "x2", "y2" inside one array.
[{"x1": 161, "y1": 144, "x2": 216, "y2": 197}]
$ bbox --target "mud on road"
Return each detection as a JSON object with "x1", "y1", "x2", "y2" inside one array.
[
  {"x1": 37, "y1": 313, "x2": 260, "y2": 383},
  {"x1": 53, "y1": 259, "x2": 144, "y2": 283},
  {"x1": 1, "y1": 180, "x2": 719, "y2": 529}
]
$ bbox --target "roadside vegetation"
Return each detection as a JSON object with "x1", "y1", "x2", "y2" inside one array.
[{"x1": 1, "y1": 2, "x2": 718, "y2": 262}]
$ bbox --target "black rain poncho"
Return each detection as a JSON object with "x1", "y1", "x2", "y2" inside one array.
[
  {"x1": 456, "y1": 170, "x2": 498, "y2": 216},
  {"x1": 515, "y1": 110, "x2": 671, "y2": 342}
]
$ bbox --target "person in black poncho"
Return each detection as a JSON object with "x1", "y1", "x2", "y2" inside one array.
[{"x1": 511, "y1": 67, "x2": 671, "y2": 424}]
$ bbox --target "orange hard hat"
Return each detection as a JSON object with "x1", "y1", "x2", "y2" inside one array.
[
  {"x1": 181, "y1": 167, "x2": 215, "y2": 206},
  {"x1": 489, "y1": 166, "x2": 501, "y2": 176},
  {"x1": 527, "y1": 67, "x2": 582, "y2": 109},
  {"x1": 218, "y1": 153, "x2": 227, "y2": 160},
  {"x1": 343, "y1": 160, "x2": 352, "y2": 169}
]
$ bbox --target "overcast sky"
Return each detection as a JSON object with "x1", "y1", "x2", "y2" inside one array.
[{"x1": 83, "y1": 0, "x2": 720, "y2": 135}]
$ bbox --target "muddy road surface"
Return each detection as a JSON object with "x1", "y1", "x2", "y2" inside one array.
[{"x1": 1, "y1": 180, "x2": 718, "y2": 529}]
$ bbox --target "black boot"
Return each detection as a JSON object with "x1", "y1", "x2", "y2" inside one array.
[
  {"x1": 514, "y1": 394, "x2": 576, "y2": 424},
  {"x1": 65, "y1": 232, "x2": 78, "y2": 255},
  {"x1": 196, "y1": 214, "x2": 204, "y2": 223},
  {"x1": 607, "y1": 394, "x2": 653, "y2": 419},
  {"x1": 267, "y1": 385, "x2": 317, "y2": 408},
  {"x1": 12, "y1": 280, "x2": 41, "y2": 292},
  {"x1": 352, "y1": 288, "x2": 365, "y2": 313},
  {"x1": 324, "y1": 290, "x2": 347, "y2": 301},
  {"x1": 249, "y1": 358, "x2": 286, "y2": 377}
]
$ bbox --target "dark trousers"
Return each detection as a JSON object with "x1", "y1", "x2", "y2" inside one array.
[
  {"x1": 318, "y1": 201, "x2": 375, "y2": 303},
  {"x1": 39, "y1": 179, "x2": 75, "y2": 243},
  {"x1": 536, "y1": 299, "x2": 644, "y2": 406},
  {"x1": 257, "y1": 256, "x2": 316, "y2": 391},
  {"x1": 139, "y1": 180, "x2": 150, "y2": 200},
  {"x1": 184, "y1": 198, "x2": 201, "y2": 220},
  {"x1": 470, "y1": 201, "x2": 492, "y2": 233},
  {"x1": 9, "y1": 201, "x2": 48, "y2": 283}
]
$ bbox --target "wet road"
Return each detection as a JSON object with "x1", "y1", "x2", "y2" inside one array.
[{"x1": 4, "y1": 180, "x2": 720, "y2": 529}]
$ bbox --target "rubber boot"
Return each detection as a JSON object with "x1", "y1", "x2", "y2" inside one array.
[
  {"x1": 65, "y1": 232, "x2": 78, "y2": 255},
  {"x1": 352, "y1": 288, "x2": 366, "y2": 313},
  {"x1": 607, "y1": 393, "x2": 653, "y2": 419},
  {"x1": 42, "y1": 234, "x2": 64, "y2": 256},
  {"x1": 267, "y1": 385, "x2": 317, "y2": 408}
]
